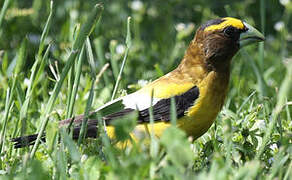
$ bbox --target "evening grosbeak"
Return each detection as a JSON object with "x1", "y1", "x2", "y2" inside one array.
[{"x1": 13, "y1": 17, "x2": 265, "y2": 148}]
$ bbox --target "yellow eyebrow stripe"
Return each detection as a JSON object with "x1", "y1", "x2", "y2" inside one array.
[{"x1": 204, "y1": 17, "x2": 245, "y2": 31}]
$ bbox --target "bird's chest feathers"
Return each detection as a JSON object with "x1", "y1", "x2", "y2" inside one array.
[
  {"x1": 190, "y1": 71, "x2": 228, "y2": 115},
  {"x1": 178, "y1": 71, "x2": 229, "y2": 137}
]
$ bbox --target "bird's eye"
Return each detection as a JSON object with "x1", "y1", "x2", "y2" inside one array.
[{"x1": 224, "y1": 26, "x2": 236, "y2": 38}]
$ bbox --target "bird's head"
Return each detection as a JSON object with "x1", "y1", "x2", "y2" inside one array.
[{"x1": 191, "y1": 17, "x2": 265, "y2": 71}]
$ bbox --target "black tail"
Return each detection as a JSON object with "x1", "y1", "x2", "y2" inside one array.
[
  {"x1": 11, "y1": 120, "x2": 99, "y2": 149},
  {"x1": 11, "y1": 134, "x2": 46, "y2": 148}
]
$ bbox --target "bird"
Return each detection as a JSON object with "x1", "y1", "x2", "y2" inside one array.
[{"x1": 12, "y1": 17, "x2": 265, "y2": 148}]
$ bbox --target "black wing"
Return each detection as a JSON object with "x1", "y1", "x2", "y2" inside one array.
[{"x1": 104, "y1": 86, "x2": 199, "y2": 124}]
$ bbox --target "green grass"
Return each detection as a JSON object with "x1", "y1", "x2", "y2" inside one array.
[{"x1": 0, "y1": 0, "x2": 291, "y2": 179}]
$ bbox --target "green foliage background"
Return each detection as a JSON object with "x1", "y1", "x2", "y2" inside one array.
[{"x1": 0, "y1": 0, "x2": 291, "y2": 179}]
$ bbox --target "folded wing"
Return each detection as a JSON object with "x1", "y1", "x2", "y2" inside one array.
[{"x1": 12, "y1": 86, "x2": 199, "y2": 148}]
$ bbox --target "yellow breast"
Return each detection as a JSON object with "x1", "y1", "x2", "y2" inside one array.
[{"x1": 177, "y1": 71, "x2": 229, "y2": 138}]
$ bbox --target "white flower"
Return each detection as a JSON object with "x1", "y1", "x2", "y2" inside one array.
[
  {"x1": 280, "y1": 0, "x2": 290, "y2": 6},
  {"x1": 116, "y1": 44, "x2": 126, "y2": 54},
  {"x1": 270, "y1": 143, "x2": 278, "y2": 151},
  {"x1": 81, "y1": 154, "x2": 88, "y2": 163},
  {"x1": 147, "y1": 7, "x2": 158, "y2": 17},
  {"x1": 175, "y1": 23, "x2": 186, "y2": 32},
  {"x1": 274, "y1": 21, "x2": 284, "y2": 31},
  {"x1": 131, "y1": 0, "x2": 143, "y2": 11},
  {"x1": 24, "y1": 78, "x2": 31, "y2": 87},
  {"x1": 253, "y1": 120, "x2": 266, "y2": 130},
  {"x1": 70, "y1": 10, "x2": 78, "y2": 20}
]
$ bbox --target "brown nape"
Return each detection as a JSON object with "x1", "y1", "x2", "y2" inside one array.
[{"x1": 174, "y1": 40, "x2": 207, "y2": 83}]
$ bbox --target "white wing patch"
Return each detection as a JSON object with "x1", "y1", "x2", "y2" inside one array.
[
  {"x1": 93, "y1": 92, "x2": 161, "y2": 113},
  {"x1": 121, "y1": 92, "x2": 160, "y2": 110}
]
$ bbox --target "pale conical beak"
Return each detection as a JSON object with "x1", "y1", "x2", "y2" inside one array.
[{"x1": 239, "y1": 22, "x2": 265, "y2": 48}]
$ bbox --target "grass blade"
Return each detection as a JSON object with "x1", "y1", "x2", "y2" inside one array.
[
  {"x1": 111, "y1": 17, "x2": 131, "y2": 100},
  {"x1": 77, "y1": 38, "x2": 97, "y2": 145},
  {"x1": 0, "y1": 0, "x2": 12, "y2": 29},
  {"x1": 66, "y1": 46, "x2": 85, "y2": 119},
  {"x1": 170, "y1": 97, "x2": 177, "y2": 125},
  {"x1": 0, "y1": 80, "x2": 15, "y2": 153}
]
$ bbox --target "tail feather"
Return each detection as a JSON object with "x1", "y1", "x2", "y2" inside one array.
[
  {"x1": 11, "y1": 134, "x2": 45, "y2": 148},
  {"x1": 11, "y1": 119, "x2": 99, "y2": 148}
]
